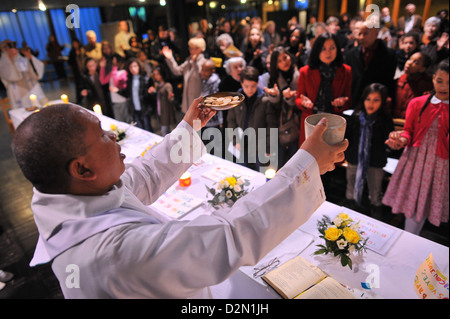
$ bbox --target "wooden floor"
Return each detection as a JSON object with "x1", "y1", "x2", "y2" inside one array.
[
  {"x1": 0, "y1": 77, "x2": 447, "y2": 299},
  {"x1": 0, "y1": 79, "x2": 75, "y2": 299}
]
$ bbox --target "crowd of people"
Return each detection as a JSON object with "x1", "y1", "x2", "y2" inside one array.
[{"x1": 1, "y1": 5, "x2": 449, "y2": 238}]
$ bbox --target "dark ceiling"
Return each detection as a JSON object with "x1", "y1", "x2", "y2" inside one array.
[{"x1": 0, "y1": 0, "x2": 199, "y2": 12}]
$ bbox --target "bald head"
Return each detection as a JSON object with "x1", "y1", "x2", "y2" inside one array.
[
  {"x1": 201, "y1": 59, "x2": 216, "y2": 80},
  {"x1": 358, "y1": 22, "x2": 379, "y2": 49},
  {"x1": 405, "y1": 4, "x2": 416, "y2": 15},
  {"x1": 12, "y1": 104, "x2": 89, "y2": 193}
]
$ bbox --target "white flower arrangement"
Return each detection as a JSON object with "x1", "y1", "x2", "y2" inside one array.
[
  {"x1": 314, "y1": 213, "x2": 368, "y2": 270},
  {"x1": 206, "y1": 175, "x2": 251, "y2": 208}
]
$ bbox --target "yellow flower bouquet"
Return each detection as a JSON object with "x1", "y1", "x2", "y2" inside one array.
[
  {"x1": 206, "y1": 175, "x2": 251, "y2": 208},
  {"x1": 314, "y1": 213, "x2": 368, "y2": 270}
]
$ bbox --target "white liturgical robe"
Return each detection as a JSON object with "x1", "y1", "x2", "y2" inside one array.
[
  {"x1": 29, "y1": 120, "x2": 325, "y2": 298},
  {"x1": 0, "y1": 53, "x2": 45, "y2": 109}
]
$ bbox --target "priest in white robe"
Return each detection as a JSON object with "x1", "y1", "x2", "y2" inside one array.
[
  {"x1": 0, "y1": 40, "x2": 46, "y2": 109},
  {"x1": 11, "y1": 97, "x2": 348, "y2": 298}
]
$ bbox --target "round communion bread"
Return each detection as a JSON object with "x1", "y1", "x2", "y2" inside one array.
[{"x1": 203, "y1": 95, "x2": 241, "y2": 107}]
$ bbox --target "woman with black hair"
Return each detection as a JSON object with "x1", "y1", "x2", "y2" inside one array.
[
  {"x1": 383, "y1": 59, "x2": 449, "y2": 235},
  {"x1": 344, "y1": 83, "x2": 394, "y2": 218},
  {"x1": 285, "y1": 26, "x2": 308, "y2": 69},
  {"x1": 295, "y1": 31, "x2": 352, "y2": 147},
  {"x1": 125, "y1": 36, "x2": 142, "y2": 59},
  {"x1": 264, "y1": 46, "x2": 300, "y2": 168}
]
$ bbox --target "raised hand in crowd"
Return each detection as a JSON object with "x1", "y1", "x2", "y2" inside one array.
[
  {"x1": 161, "y1": 46, "x2": 173, "y2": 60},
  {"x1": 264, "y1": 84, "x2": 279, "y2": 96},
  {"x1": 437, "y1": 32, "x2": 449, "y2": 50},
  {"x1": 282, "y1": 87, "x2": 296, "y2": 99},
  {"x1": 19, "y1": 47, "x2": 32, "y2": 59},
  {"x1": 331, "y1": 96, "x2": 349, "y2": 108},
  {"x1": 99, "y1": 57, "x2": 107, "y2": 68}
]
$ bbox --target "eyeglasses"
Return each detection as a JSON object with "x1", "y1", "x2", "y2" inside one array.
[{"x1": 253, "y1": 257, "x2": 280, "y2": 278}]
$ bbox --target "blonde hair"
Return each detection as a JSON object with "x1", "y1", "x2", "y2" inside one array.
[{"x1": 188, "y1": 37, "x2": 206, "y2": 52}]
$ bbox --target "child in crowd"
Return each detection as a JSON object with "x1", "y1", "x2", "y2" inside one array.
[
  {"x1": 200, "y1": 59, "x2": 223, "y2": 156},
  {"x1": 383, "y1": 59, "x2": 449, "y2": 235},
  {"x1": 345, "y1": 83, "x2": 394, "y2": 219},
  {"x1": 227, "y1": 66, "x2": 277, "y2": 172},
  {"x1": 148, "y1": 66, "x2": 175, "y2": 136},
  {"x1": 137, "y1": 50, "x2": 153, "y2": 76},
  {"x1": 396, "y1": 31, "x2": 420, "y2": 72},
  {"x1": 100, "y1": 57, "x2": 131, "y2": 123},
  {"x1": 120, "y1": 58, "x2": 154, "y2": 132},
  {"x1": 393, "y1": 52, "x2": 434, "y2": 119},
  {"x1": 80, "y1": 57, "x2": 107, "y2": 111}
]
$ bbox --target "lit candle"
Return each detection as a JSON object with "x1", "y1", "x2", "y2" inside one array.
[
  {"x1": 179, "y1": 172, "x2": 191, "y2": 187},
  {"x1": 93, "y1": 104, "x2": 102, "y2": 115},
  {"x1": 29, "y1": 94, "x2": 38, "y2": 106},
  {"x1": 265, "y1": 168, "x2": 276, "y2": 182},
  {"x1": 60, "y1": 94, "x2": 69, "y2": 103}
]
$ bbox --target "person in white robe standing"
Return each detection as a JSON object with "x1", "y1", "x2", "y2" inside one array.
[{"x1": 0, "y1": 39, "x2": 46, "y2": 109}]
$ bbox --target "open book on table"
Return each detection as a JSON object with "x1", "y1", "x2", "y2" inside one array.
[{"x1": 262, "y1": 255, "x2": 355, "y2": 299}]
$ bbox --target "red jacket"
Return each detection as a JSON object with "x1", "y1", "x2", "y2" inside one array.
[
  {"x1": 401, "y1": 95, "x2": 449, "y2": 159},
  {"x1": 295, "y1": 64, "x2": 352, "y2": 146}
]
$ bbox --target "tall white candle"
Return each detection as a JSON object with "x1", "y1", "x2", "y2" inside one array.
[
  {"x1": 265, "y1": 168, "x2": 276, "y2": 182},
  {"x1": 61, "y1": 94, "x2": 69, "y2": 103},
  {"x1": 93, "y1": 104, "x2": 102, "y2": 115},
  {"x1": 29, "y1": 94, "x2": 38, "y2": 106}
]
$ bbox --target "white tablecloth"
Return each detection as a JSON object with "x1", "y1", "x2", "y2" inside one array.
[{"x1": 11, "y1": 106, "x2": 449, "y2": 299}]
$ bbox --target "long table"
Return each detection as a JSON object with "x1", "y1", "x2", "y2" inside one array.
[{"x1": 10, "y1": 106, "x2": 449, "y2": 299}]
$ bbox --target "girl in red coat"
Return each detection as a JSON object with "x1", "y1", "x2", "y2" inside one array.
[
  {"x1": 295, "y1": 32, "x2": 352, "y2": 147},
  {"x1": 383, "y1": 59, "x2": 449, "y2": 235}
]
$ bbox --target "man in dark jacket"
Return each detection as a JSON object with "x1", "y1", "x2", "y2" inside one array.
[{"x1": 344, "y1": 22, "x2": 397, "y2": 110}]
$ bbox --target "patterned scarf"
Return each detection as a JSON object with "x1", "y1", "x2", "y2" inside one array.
[
  {"x1": 314, "y1": 63, "x2": 336, "y2": 113},
  {"x1": 353, "y1": 112, "x2": 376, "y2": 205}
]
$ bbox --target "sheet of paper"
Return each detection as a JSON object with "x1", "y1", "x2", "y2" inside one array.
[
  {"x1": 150, "y1": 187, "x2": 204, "y2": 220},
  {"x1": 383, "y1": 157, "x2": 399, "y2": 175},
  {"x1": 414, "y1": 253, "x2": 449, "y2": 299},
  {"x1": 201, "y1": 164, "x2": 256, "y2": 183},
  {"x1": 341, "y1": 207, "x2": 402, "y2": 256},
  {"x1": 227, "y1": 142, "x2": 240, "y2": 160}
]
